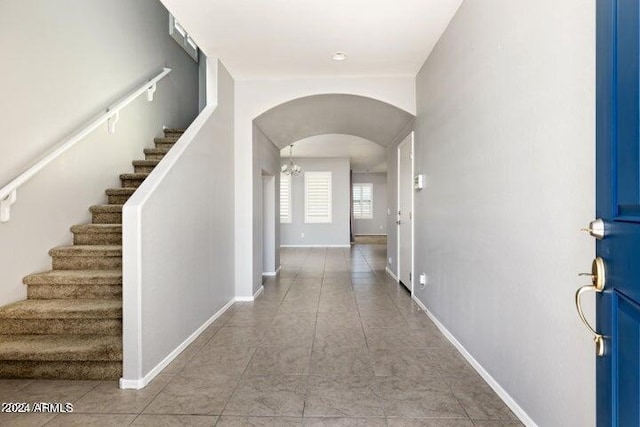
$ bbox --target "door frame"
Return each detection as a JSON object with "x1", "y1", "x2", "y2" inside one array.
[{"x1": 397, "y1": 132, "x2": 415, "y2": 296}]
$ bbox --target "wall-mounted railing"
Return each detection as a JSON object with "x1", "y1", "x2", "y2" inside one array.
[{"x1": 0, "y1": 67, "x2": 172, "y2": 223}]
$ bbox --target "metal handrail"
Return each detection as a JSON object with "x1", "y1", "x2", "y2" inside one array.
[{"x1": 0, "y1": 67, "x2": 172, "y2": 222}]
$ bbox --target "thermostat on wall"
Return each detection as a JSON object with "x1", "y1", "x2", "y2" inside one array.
[{"x1": 414, "y1": 174, "x2": 425, "y2": 190}]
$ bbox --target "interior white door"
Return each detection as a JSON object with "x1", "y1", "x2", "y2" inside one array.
[{"x1": 398, "y1": 134, "x2": 413, "y2": 291}]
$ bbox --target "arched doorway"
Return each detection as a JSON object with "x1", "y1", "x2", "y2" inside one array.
[{"x1": 251, "y1": 94, "x2": 415, "y2": 294}]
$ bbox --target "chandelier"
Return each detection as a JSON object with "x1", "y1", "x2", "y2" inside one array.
[{"x1": 281, "y1": 144, "x2": 302, "y2": 176}]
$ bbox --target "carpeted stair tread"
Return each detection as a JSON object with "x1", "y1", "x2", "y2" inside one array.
[
  {"x1": 24, "y1": 270, "x2": 122, "y2": 285},
  {"x1": 71, "y1": 224, "x2": 122, "y2": 234},
  {"x1": 119, "y1": 173, "x2": 149, "y2": 180},
  {"x1": 49, "y1": 245, "x2": 122, "y2": 258},
  {"x1": 0, "y1": 335, "x2": 122, "y2": 361},
  {"x1": 105, "y1": 188, "x2": 135, "y2": 196},
  {"x1": 143, "y1": 147, "x2": 171, "y2": 155},
  {"x1": 89, "y1": 204, "x2": 123, "y2": 213},
  {"x1": 0, "y1": 299, "x2": 121, "y2": 319},
  {"x1": 154, "y1": 137, "x2": 179, "y2": 143},
  {"x1": 132, "y1": 160, "x2": 160, "y2": 167},
  {"x1": 164, "y1": 128, "x2": 186, "y2": 133}
]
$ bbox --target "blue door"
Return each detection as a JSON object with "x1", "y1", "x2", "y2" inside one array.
[{"x1": 596, "y1": 0, "x2": 640, "y2": 425}]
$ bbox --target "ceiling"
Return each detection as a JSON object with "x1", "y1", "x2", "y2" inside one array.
[
  {"x1": 161, "y1": 0, "x2": 464, "y2": 79},
  {"x1": 283, "y1": 134, "x2": 387, "y2": 173},
  {"x1": 254, "y1": 94, "x2": 414, "y2": 148}
]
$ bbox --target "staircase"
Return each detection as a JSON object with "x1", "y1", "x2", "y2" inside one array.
[{"x1": 0, "y1": 128, "x2": 185, "y2": 380}]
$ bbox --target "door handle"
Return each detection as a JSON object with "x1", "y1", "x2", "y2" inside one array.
[
  {"x1": 396, "y1": 220, "x2": 402, "y2": 225},
  {"x1": 575, "y1": 257, "x2": 606, "y2": 357}
]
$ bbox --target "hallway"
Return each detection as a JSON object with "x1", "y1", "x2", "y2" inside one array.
[{"x1": 0, "y1": 245, "x2": 522, "y2": 426}]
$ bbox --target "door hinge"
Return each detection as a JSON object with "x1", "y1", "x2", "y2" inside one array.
[{"x1": 409, "y1": 272, "x2": 412, "y2": 281}]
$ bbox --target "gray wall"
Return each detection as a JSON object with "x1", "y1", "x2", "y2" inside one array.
[
  {"x1": 253, "y1": 125, "x2": 281, "y2": 293},
  {"x1": 352, "y1": 173, "x2": 387, "y2": 235},
  {"x1": 280, "y1": 157, "x2": 350, "y2": 247},
  {"x1": 133, "y1": 60, "x2": 235, "y2": 377},
  {"x1": 0, "y1": 0, "x2": 198, "y2": 305},
  {"x1": 411, "y1": 1, "x2": 595, "y2": 425}
]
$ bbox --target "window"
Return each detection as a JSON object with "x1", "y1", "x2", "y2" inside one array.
[
  {"x1": 305, "y1": 172, "x2": 332, "y2": 223},
  {"x1": 353, "y1": 183, "x2": 373, "y2": 219},
  {"x1": 280, "y1": 173, "x2": 291, "y2": 223},
  {"x1": 169, "y1": 14, "x2": 199, "y2": 62}
]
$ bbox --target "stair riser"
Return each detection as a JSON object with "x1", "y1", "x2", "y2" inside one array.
[
  {"x1": 92, "y1": 212, "x2": 122, "y2": 224},
  {"x1": 27, "y1": 284, "x2": 121, "y2": 300},
  {"x1": 164, "y1": 132, "x2": 184, "y2": 138},
  {"x1": 0, "y1": 319, "x2": 121, "y2": 335},
  {"x1": 52, "y1": 257, "x2": 122, "y2": 271},
  {"x1": 107, "y1": 194, "x2": 132, "y2": 204},
  {"x1": 145, "y1": 153, "x2": 166, "y2": 161},
  {"x1": 155, "y1": 142, "x2": 175, "y2": 150},
  {"x1": 134, "y1": 164, "x2": 156, "y2": 173},
  {"x1": 0, "y1": 361, "x2": 121, "y2": 380},
  {"x1": 73, "y1": 232, "x2": 122, "y2": 245},
  {"x1": 121, "y1": 178, "x2": 145, "y2": 188}
]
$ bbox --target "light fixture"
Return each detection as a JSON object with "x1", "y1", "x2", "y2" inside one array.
[
  {"x1": 331, "y1": 52, "x2": 348, "y2": 61},
  {"x1": 281, "y1": 144, "x2": 302, "y2": 176}
]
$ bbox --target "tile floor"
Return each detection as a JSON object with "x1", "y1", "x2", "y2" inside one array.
[{"x1": 0, "y1": 245, "x2": 523, "y2": 427}]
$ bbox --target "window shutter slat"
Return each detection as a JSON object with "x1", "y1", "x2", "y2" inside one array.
[
  {"x1": 305, "y1": 172, "x2": 332, "y2": 223},
  {"x1": 352, "y1": 183, "x2": 373, "y2": 219},
  {"x1": 280, "y1": 173, "x2": 291, "y2": 223}
]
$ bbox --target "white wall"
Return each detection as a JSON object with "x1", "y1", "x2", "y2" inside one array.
[
  {"x1": 352, "y1": 173, "x2": 387, "y2": 235},
  {"x1": 280, "y1": 157, "x2": 351, "y2": 247},
  {"x1": 122, "y1": 59, "x2": 235, "y2": 386},
  {"x1": 235, "y1": 76, "x2": 416, "y2": 297},
  {"x1": 0, "y1": 0, "x2": 199, "y2": 305},
  {"x1": 411, "y1": 1, "x2": 595, "y2": 426}
]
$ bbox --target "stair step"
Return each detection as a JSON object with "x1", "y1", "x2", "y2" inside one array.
[
  {"x1": 154, "y1": 137, "x2": 178, "y2": 149},
  {"x1": 90, "y1": 204, "x2": 122, "y2": 224},
  {"x1": 144, "y1": 147, "x2": 170, "y2": 161},
  {"x1": 120, "y1": 173, "x2": 149, "y2": 189},
  {"x1": 24, "y1": 270, "x2": 121, "y2": 299},
  {"x1": 24, "y1": 270, "x2": 122, "y2": 286},
  {"x1": 0, "y1": 299, "x2": 121, "y2": 335},
  {"x1": 163, "y1": 128, "x2": 186, "y2": 137},
  {"x1": 132, "y1": 160, "x2": 160, "y2": 174},
  {"x1": 0, "y1": 335, "x2": 122, "y2": 361},
  {"x1": 71, "y1": 224, "x2": 122, "y2": 245},
  {"x1": 49, "y1": 245, "x2": 122, "y2": 270},
  {"x1": 0, "y1": 299, "x2": 121, "y2": 319},
  {"x1": 105, "y1": 188, "x2": 135, "y2": 204},
  {"x1": 0, "y1": 360, "x2": 121, "y2": 380}
]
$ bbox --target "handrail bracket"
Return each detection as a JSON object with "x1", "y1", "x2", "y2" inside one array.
[
  {"x1": 147, "y1": 83, "x2": 157, "y2": 102},
  {"x1": 107, "y1": 112, "x2": 120, "y2": 134},
  {"x1": 1, "y1": 189, "x2": 17, "y2": 223}
]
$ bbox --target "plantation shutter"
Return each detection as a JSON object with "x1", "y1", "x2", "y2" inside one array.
[
  {"x1": 280, "y1": 173, "x2": 291, "y2": 223},
  {"x1": 353, "y1": 183, "x2": 373, "y2": 219},
  {"x1": 305, "y1": 171, "x2": 332, "y2": 223}
]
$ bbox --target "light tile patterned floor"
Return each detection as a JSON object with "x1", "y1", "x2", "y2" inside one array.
[{"x1": 0, "y1": 245, "x2": 523, "y2": 427}]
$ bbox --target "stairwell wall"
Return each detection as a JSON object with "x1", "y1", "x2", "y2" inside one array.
[
  {"x1": 411, "y1": 1, "x2": 595, "y2": 425},
  {"x1": 122, "y1": 58, "x2": 235, "y2": 387},
  {"x1": 0, "y1": 0, "x2": 198, "y2": 306}
]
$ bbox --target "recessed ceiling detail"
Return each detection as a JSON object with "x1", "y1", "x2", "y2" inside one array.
[
  {"x1": 254, "y1": 94, "x2": 415, "y2": 149},
  {"x1": 160, "y1": 0, "x2": 464, "y2": 79}
]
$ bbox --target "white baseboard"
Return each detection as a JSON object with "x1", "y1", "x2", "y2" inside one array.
[
  {"x1": 385, "y1": 266, "x2": 399, "y2": 282},
  {"x1": 119, "y1": 297, "x2": 236, "y2": 390},
  {"x1": 354, "y1": 234, "x2": 388, "y2": 236},
  {"x1": 411, "y1": 296, "x2": 537, "y2": 427},
  {"x1": 262, "y1": 266, "x2": 281, "y2": 277},
  {"x1": 280, "y1": 245, "x2": 351, "y2": 248},
  {"x1": 235, "y1": 285, "x2": 265, "y2": 302}
]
